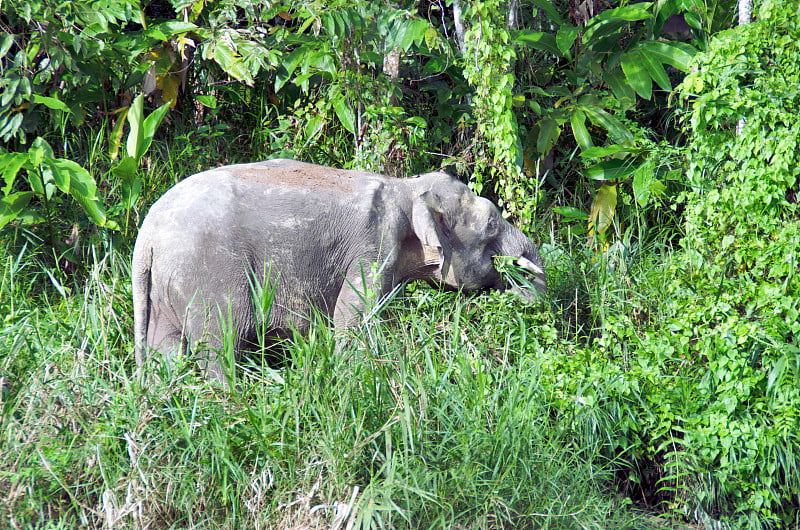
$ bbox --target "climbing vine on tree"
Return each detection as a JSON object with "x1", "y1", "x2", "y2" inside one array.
[{"x1": 461, "y1": 1, "x2": 531, "y2": 226}]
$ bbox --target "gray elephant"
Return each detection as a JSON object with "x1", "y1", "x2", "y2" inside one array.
[{"x1": 132, "y1": 159, "x2": 546, "y2": 380}]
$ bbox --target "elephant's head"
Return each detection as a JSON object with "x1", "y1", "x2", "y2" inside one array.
[{"x1": 410, "y1": 172, "x2": 547, "y2": 299}]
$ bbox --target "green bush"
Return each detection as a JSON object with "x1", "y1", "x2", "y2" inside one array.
[{"x1": 536, "y1": 2, "x2": 800, "y2": 526}]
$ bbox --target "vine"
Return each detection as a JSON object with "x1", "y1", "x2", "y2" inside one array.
[{"x1": 461, "y1": 1, "x2": 531, "y2": 227}]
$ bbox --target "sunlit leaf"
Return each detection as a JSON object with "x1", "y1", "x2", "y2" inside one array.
[
  {"x1": 580, "y1": 144, "x2": 631, "y2": 158},
  {"x1": 638, "y1": 40, "x2": 695, "y2": 72},
  {"x1": 333, "y1": 95, "x2": 355, "y2": 134},
  {"x1": 0, "y1": 191, "x2": 33, "y2": 230},
  {"x1": 109, "y1": 105, "x2": 129, "y2": 161},
  {"x1": 554, "y1": 206, "x2": 589, "y2": 220},
  {"x1": 638, "y1": 48, "x2": 672, "y2": 92},
  {"x1": 589, "y1": 183, "x2": 617, "y2": 236},
  {"x1": 515, "y1": 31, "x2": 562, "y2": 56},
  {"x1": 537, "y1": 118, "x2": 561, "y2": 156},
  {"x1": 0, "y1": 152, "x2": 30, "y2": 194},
  {"x1": 582, "y1": 106, "x2": 634, "y2": 144},
  {"x1": 586, "y1": 158, "x2": 639, "y2": 181},
  {"x1": 621, "y1": 50, "x2": 652, "y2": 100},
  {"x1": 570, "y1": 109, "x2": 593, "y2": 151},
  {"x1": 126, "y1": 95, "x2": 144, "y2": 160},
  {"x1": 556, "y1": 25, "x2": 579, "y2": 56}
]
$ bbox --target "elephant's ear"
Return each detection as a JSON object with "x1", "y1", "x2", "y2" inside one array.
[{"x1": 411, "y1": 191, "x2": 449, "y2": 266}]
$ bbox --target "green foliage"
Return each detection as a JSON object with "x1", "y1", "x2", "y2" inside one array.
[
  {"x1": 0, "y1": 239, "x2": 641, "y2": 528},
  {"x1": 515, "y1": 0, "x2": 695, "y2": 238},
  {"x1": 537, "y1": 2, "x2": 800, "y2": 527},
  {"x1": 663, "y1": 2, "x2": 800, "y2": 523},
  {"x1": 461, "y1": 1, "x2": 527, "y2": 222},
  {"x1": 0, "y1": 138, "x2": 111, "y2": 240}
]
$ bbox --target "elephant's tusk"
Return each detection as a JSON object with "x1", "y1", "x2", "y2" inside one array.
[
  {"x1": 516, "y1": 256, "x2": 547, "y2": 296},
  {"x1": 516, "y1": 256, "x2": 544, "y2": 276}
]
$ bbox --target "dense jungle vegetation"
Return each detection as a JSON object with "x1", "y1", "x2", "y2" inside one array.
[{"x1": 1, "y1": 0, "x2": 799, "y2": 527}]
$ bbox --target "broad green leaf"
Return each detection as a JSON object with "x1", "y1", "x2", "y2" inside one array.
[
  {"x1": 121, "y1": 179, "x2": 143, "y2": 210},
  {"x1": 638, "y1": 40, "x2": 695, "y2": 71},
  {"x1": 583, "y1": 4, "x2": 652, "y2": 45},
  {"x1": 411, "y1": 19, "x2": 430, "y2": 48},
  {"x1": 580, "y1": 144, "x2": 631, "y2": 158},
  {"x1": 554, "y1": 206, "x2": 589, "y2": 220},
  {"x1": 32, "y1": 168, "x2": 56, "y2": 200},
  {"x1": 142, "y1": 101, "x2": 171, "y2": 150},
  {"x1": 151, "y1": 21, "x2": 197, "y2": 34},
  {"x1": 214, "y1": 42, "x2": 253, "y2": 85},
  {"x1": 604, "y1": 67, "x2": 636, "y2": 104},
  {"x1": 632, "y1": 158, "x2": 656, "y2": 206},
  {"x1": 590, "y1": 3, "x2": 652, "y2": 23},
  {"x1": 586, "y1": 158, "x2": 638, "y2": 180},
  {"x1": 332, "y1": 95, "x2": 355, "y2": 134},
  {"x1": 109, "y1": 105, "x2": 129, "y2": 160},
  {"x1": 195, "y1": 95, "x2": 217, "y2": 109},
  {"x1": 0, "y1": 191, "x2": 34, "y2": 230},
  {"x1": 126, "y1": 95, "x2": 145, "y2": 160},
  {"x1": 275, "y1": 48, "x2": 305, "y2": 92},
  {"x1": 514, "y1": 31, "x2": 562, "y2": 56},
  {"x1": 29, "y1": 137, "x2": 54, "y2": 163},
  {"x1": 556, "y1": 25, "x2": 579, "y2": 56},
  {"x1": 306, "y1": 113, "x2": 325, "y2": 140},
  {"x1": 570, "y1": 109, "x2": 593, "y2": 151},
  {"x1": 0, "y1": 152, "x2": 30, "y2": 194},
  {"x1": 31, "y1": 94, "x2": 71, "y2": 112},
  {"x1": 0, "y1": 33, "x2": 13, "y2": 60},
  {"x1": 589, "y1": 183, "x2": 617, "y2": 236},
  {"x1": 112, "y1": 156, "x2": 139, "y2": 183},
  {"x1": 50, "y1": 158, "x2": 107, "y2": 226},
  {"x1": 0, "y1": 113, "x2": 23, "y2": 142},
  {"x1": 638, "y1": 47, "x2": 672, "y2": 91},
  {"x1": 537, "y1": 119, "x2": 561, "y2": 156},
  {"x1": 767, "y1": 354, "x2": 788, "y2": 392},
  {"x1": 582, "y1": 106, "x2": 634, "y2": 144},
  {"x1": 530, "y1": 0, "x2": 564, "y2": 25},
  {"x1": 621, "y1": 50, "x2": 652, "y2": 100},
  {"x1": 1, "y1": 78, "x2": 19, "y2": 107},
  {"x1": 47, "y1": 158, "x2": 73, "y2": 194}
]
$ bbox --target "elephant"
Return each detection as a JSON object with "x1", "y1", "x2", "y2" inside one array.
[{"x1": 132, "y1": 159, "x2": 546, "y2": 381}]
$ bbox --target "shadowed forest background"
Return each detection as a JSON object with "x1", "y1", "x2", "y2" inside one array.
[{"x1": 1, "y1": 0, "x2": 799, "y2": 528}]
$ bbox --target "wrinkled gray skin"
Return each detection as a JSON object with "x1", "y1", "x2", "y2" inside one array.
[{"x1": 133, "y1": 159, "x2": 546, "y2": 380}]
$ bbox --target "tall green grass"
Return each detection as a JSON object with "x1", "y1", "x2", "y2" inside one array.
[{"x1": 0, "y1": 238, "x2": 643, "y2": 529}]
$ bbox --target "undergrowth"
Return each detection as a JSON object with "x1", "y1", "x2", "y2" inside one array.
[{"x1": 0, "y1": 238, "x2": 642, "y2": 529}]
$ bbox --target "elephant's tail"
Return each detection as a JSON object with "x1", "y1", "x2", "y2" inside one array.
[{"x1": 131, "y1": 236, "x2": 153, "y2": 367}]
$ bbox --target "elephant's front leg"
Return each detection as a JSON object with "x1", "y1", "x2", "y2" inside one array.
[{"x1": 333, "y1": 262, "x2": 387, "y2": 330}]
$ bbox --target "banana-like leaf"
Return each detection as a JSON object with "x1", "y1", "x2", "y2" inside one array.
[
  {"x1": 1, "y1": 152, "x2": 29, "y2": 195},
  {"x1": 109, "y1": 105, "x2": 130, "y2": 160},
  {"x1": 126, "y1": 95, "x2": 145, "y2": 161},
  {"x1": 582, "y1": 106, "x2": 634, "y2": 144},
  {"x1": 638, "y1": 40, "x2": 695, "y2": 71},
  {"x1": 586, "y1": 158, "x2": 639, "y2": 181},
  {"x1": 333, "y1": 94, "x2": 355, "y2": 134},
  {"x1": 515, "y1": 31, "x2": 563, "y2": 56},
  {"x1": 530, "y1": 0, "x2": 564, "y2": 25},
  {"x1": 0, "y1": 191, "x2": 33, "y2": 230},
  {"x1": 621, "y1": 50, "x2": 652, "y2": 100},
  {"x1": 556, "y1": 25, "x2": 579, "y2": 56},
  {"x1": 589, "y1": 183, "x2": 617, "y2": 237},
  {"x1": 570, "y1": 109, "x2": 593, "y2": 151},
  {"x1": 637, "y1": 46, "x2": 672, "y2": 91},
  {"x1": 604, "y1": 67, "x2": 636, "y2": 103},
  {"x1": 554, "y1": 206, "x2": 589, "y2": 220},
  {"x1": 537, "y1": 118, "x2": 561, "y2": 156}
]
